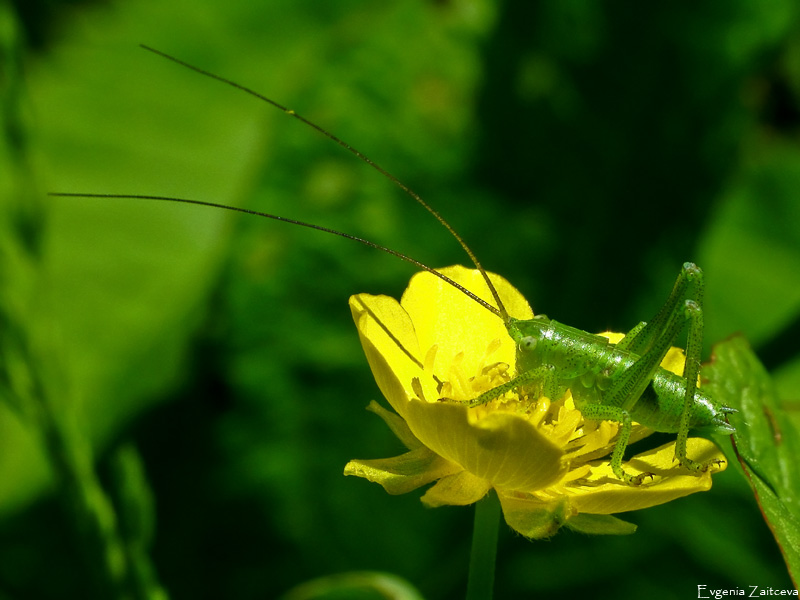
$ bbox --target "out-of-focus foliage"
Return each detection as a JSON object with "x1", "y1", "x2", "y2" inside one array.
[{"x1": 1, "y1": 0, "x2": 799, "y2": 598}]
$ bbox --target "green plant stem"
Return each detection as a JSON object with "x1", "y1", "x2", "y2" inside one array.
[
  {"x1": 31, "y1": 392, "x2": 127, "y2": 596},
  {"x1": 466, "y1": 489, "x2": 501, "y2": 600}
]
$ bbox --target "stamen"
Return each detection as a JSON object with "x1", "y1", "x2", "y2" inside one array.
[
  {"x1": 447, "y1": 351, "x2": 474, "y2": 400},
  {"x1": 528, "y1": 396, "x2": 551, "y2": 427},
  {"x1": 411, "y1": 377, "x2": 426, "y2": 402},
  {"x1": 423, "y1": 344, "x2": 439, "y2": 374},
  {"x1": 562, "y1": 464, "x2": 592, "y2": 482}
]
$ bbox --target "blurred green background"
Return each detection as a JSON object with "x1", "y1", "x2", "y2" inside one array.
[{"x1": 2, "y1": 0, "x2": 800, "y2": 598}]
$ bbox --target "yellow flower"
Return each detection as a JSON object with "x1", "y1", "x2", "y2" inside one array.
[{"x1": 345, "y1": 266, "x2": 727, "y2": 538}]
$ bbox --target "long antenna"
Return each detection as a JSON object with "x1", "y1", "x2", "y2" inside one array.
[
  {"x1": 137, "y1": 45, "x2": 510, "y2": 322},
  {"x1": 49, "y1": 192, "x2": 502, "y2": 318}
]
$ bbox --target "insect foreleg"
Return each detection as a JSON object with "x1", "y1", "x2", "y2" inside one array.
[{"x1": 446, "y1": 365, "x2": 557, "y2": 407}]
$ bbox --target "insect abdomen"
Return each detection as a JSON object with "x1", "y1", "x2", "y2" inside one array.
[{"x1": 631, "y1": 370, "x2": 731, "y2": 434}]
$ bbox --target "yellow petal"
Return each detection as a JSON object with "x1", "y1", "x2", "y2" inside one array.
[
  {"x1": 598, "y1": 332, "x2": 625, "y2": 344},
  {"x1": 400, "y1": 267, "x2": 532, "y2": 378},
  {"x1": 420, "y1": 470, "x2": 491, "y2": 507},
  {"x1": 349, "y1": 293, "x2": 427, "y2": 420},
  {"x1": 496, "y1": 493, "x2": 572, "y2": 539},
  {"x1": 344, "y1": 447, "x2": 461, "y2": 495},
  {"x1": 660, "y1": 346, "x2": 688, "y2": 377},
  {"x1": 403, "y1": 400, "x2": 568, "y2": 492},
  {"x1": 567, "y1": 438, "x2": 727, "y2": 514}
]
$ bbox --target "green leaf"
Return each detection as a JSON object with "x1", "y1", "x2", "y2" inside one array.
[
  {"x1": 704, "y1": 335, "x2": 800, "y2": 587},
  {"x1": 0, "y1": 0, "x2": 270, "y2": 515}
]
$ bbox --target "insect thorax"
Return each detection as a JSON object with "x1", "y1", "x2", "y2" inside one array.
[{"x1": 509, "y1": 316, "x2": 620, "y2": 379}]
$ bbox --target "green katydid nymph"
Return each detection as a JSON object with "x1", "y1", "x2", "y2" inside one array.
[{"x1": 51, "y1": 46, "x2": 734, "y2": 486}]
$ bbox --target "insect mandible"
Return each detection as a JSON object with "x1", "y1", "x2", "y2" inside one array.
[{"x1": 51, "y1": 46, "x2": 735, "y2": 486}]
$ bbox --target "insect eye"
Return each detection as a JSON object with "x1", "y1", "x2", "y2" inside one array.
[{"x1": 520, "y1": 336, "x2": 537, "y2": 351}]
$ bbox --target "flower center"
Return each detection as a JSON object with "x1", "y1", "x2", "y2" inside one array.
[{"x1": 420, "y1": 337, "x2": 623, "y2": 469}]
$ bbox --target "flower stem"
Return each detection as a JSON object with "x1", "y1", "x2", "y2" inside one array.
[{"x1": 466, "y1": 489, "x2": 501, "y2": 600}]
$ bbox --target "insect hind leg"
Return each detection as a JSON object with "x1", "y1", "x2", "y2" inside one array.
[
  {"x1": 605, "y1": 264, "x2": 702, "y2": 416},
  {"x1": 604, "y1": 263, "x2": 717, "y2": 476},
  {"x1": 674, "y1": 296, "x2": 719, "y2": 473},
  {"x1": 616, "y1": 262, "x2": 699, "y2": 356},
  {"x1": 661, "y1": 266, "x2": 722, "y2": 473}
]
